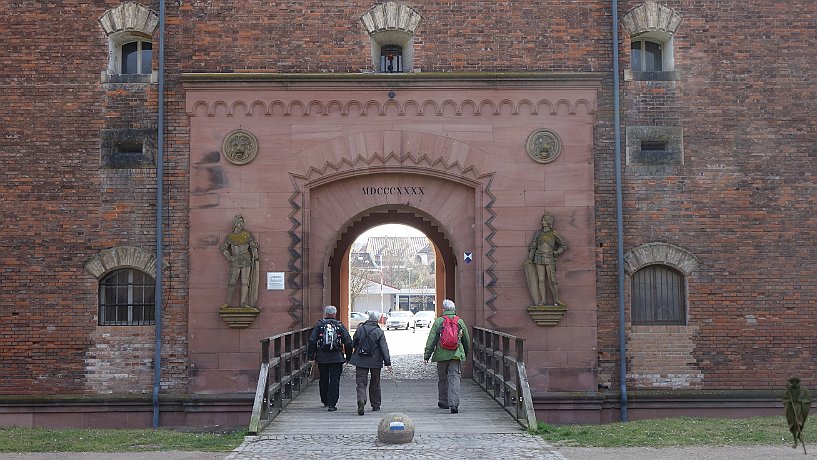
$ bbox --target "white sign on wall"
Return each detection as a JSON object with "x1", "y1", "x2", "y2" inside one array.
[{"x1": 266, "y1": 272, "x2": 285, "y2": 290}]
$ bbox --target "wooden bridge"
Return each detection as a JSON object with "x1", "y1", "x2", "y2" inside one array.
[
  {"x1": 225, "y1": 327, "x2": 568, "y2": 459},
  {"x1": 247, "y1": 326, "x2": 538, "y2": 435}
]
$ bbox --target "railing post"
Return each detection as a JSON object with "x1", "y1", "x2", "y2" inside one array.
[
  {"x1": 249, "y1": 327, "x2": 315, "y2": 434},
  {"x1": 468, "y1": 325, "x2": 537, "y2": 431}
]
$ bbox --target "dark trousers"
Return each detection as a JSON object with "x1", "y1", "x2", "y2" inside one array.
[
  {"x1": 318, "y1": 362, "x2": 343, "y2": 407},
  {"x1": 355, "y1": 366, "x2": 383, "y2": 409},
  {"x1": 437, "y1": 360, "x2": 462, "y2": 409}
]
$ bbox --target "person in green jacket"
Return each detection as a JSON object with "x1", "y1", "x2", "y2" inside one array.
[{"x1": 423, "y1": 299, "x2": 470, "y2": 414}]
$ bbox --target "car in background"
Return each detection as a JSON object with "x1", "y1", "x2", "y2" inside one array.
[
  {"x1": 385, "y1": 310, "x2": 415, "y2": 330},
  {"x1": 414, "y1": 310, "x2": 437, "y2": 328},
  {"x1": 349, "y1": 311, "x2": 367, "y2": 329}
]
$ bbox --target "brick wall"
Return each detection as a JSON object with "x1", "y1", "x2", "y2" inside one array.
[{"x1": 1, "y1": 0, "x2": 816, "y2": 400}]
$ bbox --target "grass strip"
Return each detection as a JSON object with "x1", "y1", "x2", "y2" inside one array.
[
  {"x1": 0, "y1": 427, "x2": 245, "y2": 453},
  {"x1": 539, "y1": 416, "x2": 816, "y2": 448}
]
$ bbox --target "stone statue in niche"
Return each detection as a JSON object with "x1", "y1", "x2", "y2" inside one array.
[
  {"x1": 220, "y1": 214, "x2": 260, "y2": 310},
  {"x1": 524, "y1": 212, "x2": 568, "y2": 306}
]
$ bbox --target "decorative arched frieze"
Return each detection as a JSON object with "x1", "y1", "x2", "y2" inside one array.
[
  {"x1": 84, "y1": 246, "x2": 169, "y2": 280},
  {"x1": 186, "y1": 97, "x2": 596, "y2": 118},
  {"x1": 624, "y1": 242, "x2": 701, "y2": 276}
]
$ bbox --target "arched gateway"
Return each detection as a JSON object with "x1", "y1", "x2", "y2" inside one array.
[
  {"x1": 328, "y1": 207, "x2": 457, "y2": 326},
  {"x1": 185, "y1": 75, "x2": 600, "y2": 406}
]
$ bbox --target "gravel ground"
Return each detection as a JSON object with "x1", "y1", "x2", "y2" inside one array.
[{"x1": 342, "y1": 353, "x2": 437, "y2": 380}]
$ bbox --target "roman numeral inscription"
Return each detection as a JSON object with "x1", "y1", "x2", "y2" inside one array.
[{"x1": 361, "y1": 186, "x2": 426, "y2": 195}]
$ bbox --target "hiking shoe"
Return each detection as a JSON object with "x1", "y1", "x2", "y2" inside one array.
[
  {"x1": 357, "y1": 401, "x2": 365, "y2": 416},
  {"x1": 328, "y1": 406, "x2": 337, "y2": 412},
  {"x1": 372, "y1": 407, "x2": 380, "y2": 411},
  {"x1": 437, "y1": 402, "x2": 449, "y2": 409},
  {"x1": 450, "y1": 406, "x2": 458, "y2": 414}
]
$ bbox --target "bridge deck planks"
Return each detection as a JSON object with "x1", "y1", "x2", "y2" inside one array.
[{"x1": 261, "y1": 376, "x2": 526, "y2": 435}]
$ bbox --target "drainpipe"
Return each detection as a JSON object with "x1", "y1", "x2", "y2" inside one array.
[
  {"x1": 611, "y1": 0, "x2": 628, "y2": 422},
  {"x1": 153, "y1": 0, "x2": 167, "y2": 429}
]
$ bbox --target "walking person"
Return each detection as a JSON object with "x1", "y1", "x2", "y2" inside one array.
[
  {"x1": 423, "y1": 299, "x2": 470, "y2": 414},
  {"x1": 308, "y1": 305, "x2": 353, "y2": 412},
  {"x1": 350, "y1": 310, "x2": 392, "y2": 415}
]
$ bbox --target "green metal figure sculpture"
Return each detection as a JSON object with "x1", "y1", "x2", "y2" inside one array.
[{"x1": 783, "y1": 377, "x2": 811, "y2": 454}]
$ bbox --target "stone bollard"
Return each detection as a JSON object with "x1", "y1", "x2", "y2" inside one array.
[{"x1": 377, "y1": 412, "x2": 415, "y2": 444}]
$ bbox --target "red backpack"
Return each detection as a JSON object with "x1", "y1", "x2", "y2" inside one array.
[{"x1": 439, "y1": 315, "x2": 461, "y2": 350}]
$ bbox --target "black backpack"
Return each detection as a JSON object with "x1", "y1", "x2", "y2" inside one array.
[
  {"x1": 318, "y1": 319, "x2": 342, "y2": 352},
  {"x1": 357, "y1": 325, "x2": 376, "y2": 356}
]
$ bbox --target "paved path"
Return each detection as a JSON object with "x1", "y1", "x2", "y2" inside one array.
[{"x1": 226, "y1": 377, "x2": 566, "y2": 459}]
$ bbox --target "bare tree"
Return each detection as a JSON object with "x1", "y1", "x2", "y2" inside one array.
[{"x1": 349, "y1": 265, "x2": 376, "y2": 310}]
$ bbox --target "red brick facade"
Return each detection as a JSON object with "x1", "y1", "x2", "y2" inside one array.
[{"x1": 1, "y1": 0, "x2": 815, "y2": 427}]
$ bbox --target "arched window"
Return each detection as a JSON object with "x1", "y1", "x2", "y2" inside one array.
[
  {"x1": 98, "y1": 3, "x2": 159, "y2": 82},
  {"x1": 99, "y1": 268, "x2": 155, "y2": 326},
  {"x1": 360, "y1": 2, "x2": 421, "y2": 73},
  {"x1": 631, "y1": 264, "x2": 686, "y2": 325},
  {"x1": 631, "y1": 39, "x2": 662, "y2": 72},
  {"x1": 380, "y1": 45, "x2": 403, "y2": 73},
  {"x1": 621, "y1": 1, "x2": 682, "y2": 81},
  {"x1": 121, "y1": 40, "x2": 153, "y2": 75}
]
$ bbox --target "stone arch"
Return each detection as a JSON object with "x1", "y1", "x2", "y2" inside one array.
[
  {"x1": 621, "y1": 1, "x2": 683, "y2": 39},
  {"x1": 624, "y1": 241, "x2": 701, "y2": 276},
  {"x1": 286, "y1": 130, "x2": 498, "y2": 328},
  {"x1": 98, "y1": 2, "x2": 159, "y2": 37},
  {"x1": 328, "y1": 207, "x2": 457, "y2": 324},
  {"x1": 84, "y1": 245, "x2": 169, "y2": 280}
]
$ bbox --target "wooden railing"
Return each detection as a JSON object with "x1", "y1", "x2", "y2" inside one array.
[
  {"x1": 471, "y1": 326, "x2": 538, "y2": 431},
  {"x1": 248, "y1": 327, "x2": 313, "y2": 435}
]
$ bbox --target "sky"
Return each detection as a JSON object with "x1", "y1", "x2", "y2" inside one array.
[{"x1": 354, "y1": 224, "x2": 425, "y2": 245}]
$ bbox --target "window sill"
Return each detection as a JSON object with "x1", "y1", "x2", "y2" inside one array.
[
  {"x1": 624, "y1": 70, "x2": 680, "y2": 82},
  {"x1": 101, "y1": 71, "x2": 158, "y2": 84}
]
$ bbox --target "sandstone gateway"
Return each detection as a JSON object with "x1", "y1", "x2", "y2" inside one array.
[{"x1": 1, "y1": 1, "x2": 815, "y2": 427}]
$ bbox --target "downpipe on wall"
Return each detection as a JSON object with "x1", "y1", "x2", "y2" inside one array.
[
  {"x1": 153, "y1": 0, "x2": 167, "y2": 429},
  {"x1": 611, "y1": 0, "x2": 629, "y2": 422}
]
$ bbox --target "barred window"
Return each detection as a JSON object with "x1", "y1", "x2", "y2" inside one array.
[
  {"x1": 631, "y1": 264, "x2": 686, "y2": 325},
  {"x1": 99, "y1": 269, "x2": 155, "y2": 326},
  {"x1": 380, "y1": 45, "x2": 403, "y2": 73}
]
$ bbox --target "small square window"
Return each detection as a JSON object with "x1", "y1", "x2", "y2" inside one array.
[
  {"x1": 626, "y1": 126, "x2": 684, "y2": 169},
  {"x1": 100, "y1": 129, "x2": 156, "y2": 169},
  {"x1": 640, "y1": 141, "x2": 667, "y2": 152}
]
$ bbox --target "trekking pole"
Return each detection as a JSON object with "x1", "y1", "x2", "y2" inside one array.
[{"x1": 388, "y1": 366, "x2": 398, "y2": 389}]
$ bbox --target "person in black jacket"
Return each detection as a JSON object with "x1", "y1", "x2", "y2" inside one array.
[
  {"x1": 350, "y1": 310, "x2": 392, "y2": 415},
  {"x1": 308, "y1": 305, "x2": 353, "y2": 412}
]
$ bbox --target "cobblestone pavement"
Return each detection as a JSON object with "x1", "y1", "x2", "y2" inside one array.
[
  {"x1": 342, "y1": 353, "x2": 438, "y2": 380},
  {"x1": 226, "y1": 433, "x2": 567, "y2": 460}
]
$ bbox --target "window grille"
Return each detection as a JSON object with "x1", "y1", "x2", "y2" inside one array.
[
  {"x1": 380, "y1": 45, "x2": 403, "y2": 73},
  {"x1": 99, "y1": 269, "x2": 155, "y2": 325},
  {"x1": 632, "y1": 264, "x2": 685, "y2": 325}
]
